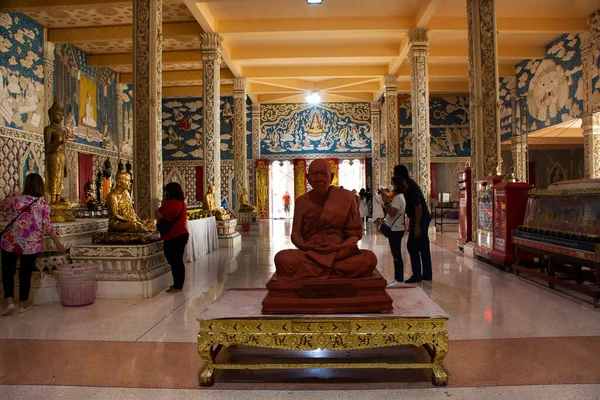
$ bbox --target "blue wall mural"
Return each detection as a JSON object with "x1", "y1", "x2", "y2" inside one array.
[
  {"x1": 260, "y1": 103, "x2": 371, "y2": 157},
  {"x1": 516, "y1": 33, "x2": 583, "y2": 133},
  {"x1": 0, "y1": 13, "x2": 45, "y2": 133},
  {"x1": 54, "y1": 44, "x2": 119, "y2": 150},
  {"x1": 162, "y1": 96, "x2": 249, "y2": 161},
  {"x1": 399, "y1": 96, "x2": 470, "y2": 158}
]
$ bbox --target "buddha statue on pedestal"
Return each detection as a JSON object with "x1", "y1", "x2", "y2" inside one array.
[
  {"x1": 203, "y1": 184, "x2": 230, "y2": 221},
  {"x1": 105, "y1": 171, "x2": 156, "y2": 233},
  {"x1": 238, "y1": 188, "x2": 257, "y2": 213},
  {"x1": 44, "y1": 102, "x2": 67, "y2": 204}
]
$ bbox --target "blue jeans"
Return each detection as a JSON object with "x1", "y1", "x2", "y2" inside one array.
[
  {"x1": 387, "y1": 230, "x2": 405, "y2": 282},
  {"x1": 407, "y1": 213, "x2": 432, "y2": 280}
]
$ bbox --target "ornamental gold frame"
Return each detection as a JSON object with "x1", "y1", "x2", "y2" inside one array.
[{"x1": 198, "y1": 317, "x2": 449, "y2": 387}]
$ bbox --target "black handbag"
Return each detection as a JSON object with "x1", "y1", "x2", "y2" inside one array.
[
  {"x1": 379, "y1": 213, "x2": 401, "y2": 238},
  {"x1": 157, "y1": 202, "x2": 184, "y2": 235}
]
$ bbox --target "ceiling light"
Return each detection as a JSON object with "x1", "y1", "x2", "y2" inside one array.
[
  {"x1": 307, "y1": 0, "x2": 322, "y2": 4},
  {"x1": 306, "y1": 92, "x2": 321, "y2": 104}
]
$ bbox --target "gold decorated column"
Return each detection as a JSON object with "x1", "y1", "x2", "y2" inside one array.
[
  {"x1": 233, "y1": 77, "x2": 248, "y2": 210},
  {"x1": 409, "y1": 29, "x2": 431, "y2": 201},
  {"x1": 133, "y1": 0, "x2": 163, "y2": 219},
  {"x1": 251, "y1": 102, "x2": 260, "y2": 160},
  {"x1": 384, "y1": 75, "x2": 399, "y2": 182},
  {"x1": 508, "y1": 76, "x2": 528, "y2": 182},
  {"x1": 467, "y1": 0, "x2": 501, "y2": 238},
  {"x1": 201, "y1": 33, "x2": 222, "y2": 203},
  {"x1": 43, "y1": 39, "x2": 55, "y2": 127},
  {"x1": 580, "y1": 13, "x2": 600, "y2": 179},
  {"x1": 370, "y1": 102, "x2": 381, "y2": 190}
]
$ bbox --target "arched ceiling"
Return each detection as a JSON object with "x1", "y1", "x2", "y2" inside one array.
[{"x1": 1, "y1": 0, "x2": 596, "y2": 103}]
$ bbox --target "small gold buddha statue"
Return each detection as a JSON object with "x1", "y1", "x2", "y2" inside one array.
[
  {"x1": 238, "y1": 188, "x2": 257, "y2": 213},
  {"x1": 105, "y1": 171, "x2": 156, "y2": 232},
  {"x1": 203, "y1": 184, "x2": 230, "y2": 221}
]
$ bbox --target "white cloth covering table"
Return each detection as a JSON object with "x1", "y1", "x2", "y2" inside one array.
[{"x1": 184, "y1": 216, "x2": 218, "y2": 262}]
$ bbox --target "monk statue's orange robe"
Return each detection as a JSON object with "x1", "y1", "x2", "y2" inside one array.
[{"x1": 274, "y1": 186, "x2": 377, "y2": 281}]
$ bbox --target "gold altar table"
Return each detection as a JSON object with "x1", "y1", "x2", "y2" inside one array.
[{"x1": 197, "y1": 288, "x2": 449, "y2": 387}]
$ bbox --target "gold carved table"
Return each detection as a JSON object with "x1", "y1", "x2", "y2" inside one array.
[{"x1": 197, "y1": 288, "x2": 449, "y2": 387}]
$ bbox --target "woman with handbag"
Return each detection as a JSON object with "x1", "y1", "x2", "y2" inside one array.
[
  {"x1": 155, "y1": 182, "x2": 189, "y2": 293},
  {"x1": 383, "y1": 176, "x2": 406, "y2": 287},
  {"x1": 1, "y1": 173, "x2": 66, "y2": 316}
]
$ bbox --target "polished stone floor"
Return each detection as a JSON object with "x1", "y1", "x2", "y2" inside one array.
[{"x1": 1, "y1": 219, "x2": 599, "y2": 399}]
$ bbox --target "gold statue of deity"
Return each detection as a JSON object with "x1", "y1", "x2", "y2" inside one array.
[
  {"x1": 238, "y1": 187, "x2": 256, "y2": 213},
  {"x1": 105, "y1": 171, "x2": 156, "y2": 232},
  {"x1": 203, "y1": 184, "x2": 230, "y2": 221},
  {"x1": 44, "y1": 102, "x2": 67, "y2": 203}
]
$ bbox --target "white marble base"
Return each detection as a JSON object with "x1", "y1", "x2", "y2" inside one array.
[
  {"x1": 96, "y1": 272, "x2": 171, "y2": 299},
  {"x1": 218, "y1": 232, "x2": 241, "y2": 248},
  {"x1": 463, "y1": 241, "x2": 476, "y2": 259}
]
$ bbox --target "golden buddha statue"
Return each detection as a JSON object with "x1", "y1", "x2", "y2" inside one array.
[
  {"x1": 203, "y1": 184, "x2": 230, "y2": 221},
  {"x1": 105, "y1": 171, "x2": 156, "y2": 232},
  {"x1": 238, "y1": 188, "x2": 257, "y2": 213},
  {"x1": 44, "y1": 102, "x2": 67, "y2": 204}
]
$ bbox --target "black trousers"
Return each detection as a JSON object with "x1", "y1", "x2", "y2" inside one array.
[
  {"x1": 387, "y1": 230, "x2": 405, "y2": 282},
  {"x1": 163, "y1": 233, "x2": 189, "y2": 290},
  {"x1": 407, "y1": 213, "x2": 433, "y2": 280},
  {"x1": 1, "y1": 249, "x2": 38, "y2": 301}
]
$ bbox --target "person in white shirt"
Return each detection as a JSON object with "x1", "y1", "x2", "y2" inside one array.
[
  {"x1": 384, "y1": 176, "x2": 407, "y2": 287},
  {"x1": 372, "y1": 188, "x2": 385, "y2": 227}
]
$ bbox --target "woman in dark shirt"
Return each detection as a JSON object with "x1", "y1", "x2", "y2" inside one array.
[{"x1": 155, "y1": 182, "x2": 189, "y2": 293}]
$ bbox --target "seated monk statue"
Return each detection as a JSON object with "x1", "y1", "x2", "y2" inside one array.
[
  {"x1": 238, "y1": 187, "x2": 256, "y2": 213},
  {"x1": 105, "y1": 171, "x2": 156, "y2": 233},
  {"x1": 203, "y1": 184, "x2": 230, "y2": 221},
  {"x1": 274, "y1": 159, "x2": 377, "y2": 281}
]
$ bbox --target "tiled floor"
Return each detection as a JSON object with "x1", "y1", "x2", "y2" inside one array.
[{"x1": 1, "y1": 219, "x2": 599, "y2": 399}]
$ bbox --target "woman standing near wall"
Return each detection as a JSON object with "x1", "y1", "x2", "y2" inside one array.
[{"x1": 1, "y1": 174, "x2": 66, "y2": 315}]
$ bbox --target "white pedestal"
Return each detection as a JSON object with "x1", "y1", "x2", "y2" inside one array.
[
  {"x1": 463, "y1": 242, "x2": 476, "y2": 259},
  {"x1": 218, "y1": 232, "x2": 242, "y2": 248},
  {"x1": 70, "y1": 241, "x2": 170, "y2": 299}
]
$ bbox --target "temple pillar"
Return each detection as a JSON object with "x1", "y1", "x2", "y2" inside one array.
[
  {"x1": 511, "y1": 134, "x2": 528, "y2": 182},
  {"x1": 201, "y1": 33, "x2": 223, "y2": 203},
  {"x1": 370, "y1": 102, "x2": 381, "y2": 190},
  {"x1": 251, "y1": 103, "x2": 260, "y2": 160},
  {"x1": 233, "y1": 77, "x2": 248, "y2": 210},
  {"x1": 117, "y1": 82, "x2": 126, "y2": 157},
  {"x1": 580, "y1": 13, "x2": 600, "y2": 179},
  {"x1": 43, "y1": 39, "x2": 55, "y2": 126},
  {"x1": 409, "y1": 29, "x2": 431, "y2": 201},
  {"x1": 467, "y1": 0, "x2": 501, "y2": 237},
  {"x1": 384, "y1": 75, "x2": 399, "y2": 182},
  {"x1": 133, "y1": 0, "x2": 163, "y2": 219}
]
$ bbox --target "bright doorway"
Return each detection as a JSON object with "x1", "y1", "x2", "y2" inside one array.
[
  {"x1": 270, "y1": 160, "x2": 294, "y2": 219},
  {"x1": 338, "y1": 159, "x2": 365, "y2": 192}
]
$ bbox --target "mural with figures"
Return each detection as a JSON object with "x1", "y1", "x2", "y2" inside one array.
[
  {"x1": 54, "y1": 44, "x2": 119, "y2": 150},
  {"x1": 400, "y1": 96, "x2": 470, "y2": 158},
  {"x1": 120, "y1": 84, "x2": 133, "y2": 155},
  {"x1": 516, "y1": 33, "x2": 583, "y2": 133},
  {"x1": 499, "y1": 77, "x2": 514, "y2": 141},
  {"x1": 0, "y1": 13, "x2": 45, "y2": 133},
  {"x1": 260, "y1": 103, "x2": 371, "y2": 157},
  {"x1": 162, "y1": 96, "x2": 247, "y2": 161}
]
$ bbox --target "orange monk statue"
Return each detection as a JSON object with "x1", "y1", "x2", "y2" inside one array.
[
  {"x1": 263, "y1": 159, "x2": 392, "y2": 314},
  {"x1": 274, "y1": 159, "x2": 376, "y2": 281}
]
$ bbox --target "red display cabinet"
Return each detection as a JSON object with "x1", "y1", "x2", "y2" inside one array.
[
  {"x1": 474, "y1": 175, "x2": 503, "y2": 261},
  {"x1": 457, "y1": 167, "x2": 472, "y2": 249},
  {"x1": 489, "y1": 181, "x2": 532, "y2": 265}
]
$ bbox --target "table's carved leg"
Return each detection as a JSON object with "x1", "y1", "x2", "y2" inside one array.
[
  {"x1": 199, "y1": 344, "x2": 215, "y2": 387},
  {"x1": 430, "y1": 332, "x2": 449, "y2": 386}
]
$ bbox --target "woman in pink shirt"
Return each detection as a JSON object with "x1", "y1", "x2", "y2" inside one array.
[{"x1": 1, "y1": 174, "x2": 65, "y2": 315}]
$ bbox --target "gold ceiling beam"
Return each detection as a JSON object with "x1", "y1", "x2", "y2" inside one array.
[
  {"x1": 415, "y1": 0, "x2": 442, "y2": 28},
  {"x1": 258, "y1": 92, "x2": 372, "y2": 104},
  {"x1": 396, "y1": 64, "x2": 514, "y2": 78},
  {"x1": 120, "y1": 69, "x2": 233, "y2": 84},
  {"x1": 248, "y1": 79, "x2": 316, "y2": 92},
  {"x1": 397, "y1": 81, "x2": 469, "y2": 93},
  {"x1": 316, "y1": 78, "x2": 380, "y2": 91},
  {"x1": 163, "y1": 84, "x2": 233, "y2": 98},
  {"x1": 428, "y1": 45, "x2": 547, "y2": 60},
  {"x1": 230, "y1": 44, "x2": 398, "y2": 61},
  {"x1": 48, "y1": 22, "x2": 202, "y2": 43},
  {"x1": 87, "y1": 50, "x2": 202, "y2": 68},
  {"x1": 244, "y1": 65, "x2": 388, "y2": 79}
]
